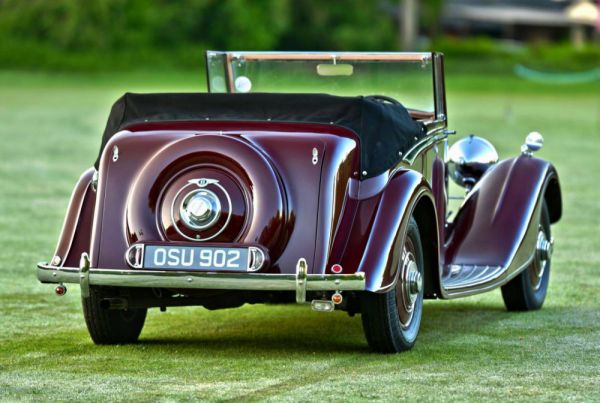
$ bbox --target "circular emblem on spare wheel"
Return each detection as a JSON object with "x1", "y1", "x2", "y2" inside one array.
[{"x1": 168, "y1": 175, "x2": 238, "y2": 242}]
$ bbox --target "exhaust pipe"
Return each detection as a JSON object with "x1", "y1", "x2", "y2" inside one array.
[{"x1": 311, "y1": 300, "x2": 334, "y2": 312}]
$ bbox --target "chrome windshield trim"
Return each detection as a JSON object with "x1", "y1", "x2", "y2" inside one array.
[
  {"x1": 37, "y1": 262, "x2": 366, "y2": 292},
  {"x1": 208, "y1": 51, "x2": 433, "y2": 62}
]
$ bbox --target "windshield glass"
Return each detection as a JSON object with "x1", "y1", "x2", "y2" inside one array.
[{"x1": 206, "y1": 52, "x2": 435, "y2": 114}]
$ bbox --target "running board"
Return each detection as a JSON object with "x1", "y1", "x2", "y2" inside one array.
[
  {"x1": 444, "y1": 264, "x2": 504, "y2": 289},
  {"x1": 440, "y1": 256, "x2": 533, "y2": 299}
]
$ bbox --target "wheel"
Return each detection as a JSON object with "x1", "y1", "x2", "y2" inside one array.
[
  {"x1": 82, "y1": 286, "x2": 147, "y2": 344},
  {"x1": 361, "y1": 216, "x2": 425, "y2": 353},
  {"x1": 501, "y1": 202, "x2": 552, "y2": 311}
]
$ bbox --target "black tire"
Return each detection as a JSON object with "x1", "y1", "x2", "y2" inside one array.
[
  {"x1": 82, "y1": 286, "x2": 147, "y2": 344},
  {"x1": 361, "y1": 217, "x2": 425, "y2": 353},
  {"x1": 501, "y1": 202, "x2": 552, "y2": 311}
]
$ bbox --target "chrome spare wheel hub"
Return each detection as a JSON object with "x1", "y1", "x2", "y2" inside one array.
[
  {"x1": 169, "y1": 178, "x2": 234, "y2": 242},
  {"x1": 397, "y1": 241, "x2": 422, "y2": 327},
  {"x1": 180, "y1": 189, "x2": 221, "y2": 230},
  {"x1": 531, "y1": 226, "x2": 553, "y2": 290}
]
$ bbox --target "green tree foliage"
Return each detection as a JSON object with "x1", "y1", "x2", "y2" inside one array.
[
  {"x1": 1, "y1": 0, "x2": 596, "y2": 71},
  {"x1": 0, "y1": 0, "x2": 394, "y2": 53},
  {"x1": 278, "y1": 0, "x2": 396, "y2": 50},
  {"x1": 420, "y1": 0, "x2": 444, "y2": 40}
]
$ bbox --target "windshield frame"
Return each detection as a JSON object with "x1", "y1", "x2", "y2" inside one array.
[{"x1": 204, "y1": 51, "x2": 447, "y2": 127}]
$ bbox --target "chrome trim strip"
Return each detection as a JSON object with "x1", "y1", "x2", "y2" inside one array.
[
  {"x1": 424, "y1": 119, "x2": 447, "y2": 135},
  {"x1": 37, "y1": 262, "x2": 366, "y2": 293},
  {"x1": 399, "y1": 125, "x2": 446, "y2": 166}
]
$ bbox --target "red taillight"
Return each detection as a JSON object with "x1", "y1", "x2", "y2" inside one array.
[
  {"x1": 331, "y1": 264, "x2": 343, "y2": 274},
  {"x1": 55, "y1": 284, "x2": 67, "y2": 296}
]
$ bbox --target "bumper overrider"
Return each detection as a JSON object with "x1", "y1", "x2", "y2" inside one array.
[{"x1": 37, "y1": 253, "x2": 366, "y2": 308}]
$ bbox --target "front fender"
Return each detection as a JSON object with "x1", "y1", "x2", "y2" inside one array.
[
  {"x1": 443, "y1": 156, "x2": 561, "y2": 297},
  {"x1": 339, "y1": 170, "x2": 435, "y2": 293}
]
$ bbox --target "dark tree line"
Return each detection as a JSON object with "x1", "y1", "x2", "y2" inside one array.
[{"x1": 0, "y1": 0, "x2": 403, "y2": 52}]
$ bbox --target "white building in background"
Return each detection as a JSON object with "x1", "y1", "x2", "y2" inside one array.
[{"x1": 442, "y1": 0, "x2": 599, "y2": 45}]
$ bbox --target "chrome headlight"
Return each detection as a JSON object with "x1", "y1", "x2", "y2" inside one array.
[{"x1": 447, "y1": 135, "x2": 498, "y2": 189}]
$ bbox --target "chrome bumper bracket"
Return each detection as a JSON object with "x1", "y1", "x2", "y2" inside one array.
[
  {"x1": 295, "y1": 258, "x2": 308, "y2": 303},
  {"x1": 79, "y1": 252, "x2": 91, "y2": 298}
]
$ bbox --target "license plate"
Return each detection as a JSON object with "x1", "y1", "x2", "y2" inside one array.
[{"x1": 143, "y1": 245, "x2": 250, "y2": 271}]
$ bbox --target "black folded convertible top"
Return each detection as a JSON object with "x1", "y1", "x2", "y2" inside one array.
[{"x1": 96, "y1": 93, "x2": 426, "y2": 178}]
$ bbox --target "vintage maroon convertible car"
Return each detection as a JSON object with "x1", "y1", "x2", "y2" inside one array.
[{"x1": 37, "y1": 52, "x2": 561, "y2": 352}]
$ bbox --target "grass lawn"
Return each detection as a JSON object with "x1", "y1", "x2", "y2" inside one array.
[{"x1": 0, "y1": 69, "x2": 599, "y2": 401}]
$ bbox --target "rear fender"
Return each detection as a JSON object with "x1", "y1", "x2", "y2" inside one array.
[
  {"x1": 443, "y1": 156, "x2": 561, "y2": 297},
  {"x1": 51, "y1": 168, "x2": 96, "y2": 268},
  {"x1": 339, "y1": 170, "x2": 438, "y2": 293}
]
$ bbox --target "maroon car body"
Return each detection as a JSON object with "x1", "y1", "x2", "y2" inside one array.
[{"x1": 38, "y1": 52, "x2": 561, "y2": 352}]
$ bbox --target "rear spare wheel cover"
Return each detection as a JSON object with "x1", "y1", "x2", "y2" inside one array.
[{"x1": 126, "y1": 134, "x2": 289, "y2": 256}]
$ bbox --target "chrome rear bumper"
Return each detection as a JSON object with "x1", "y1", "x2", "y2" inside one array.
[{"x1": 36, "y1": 254, "x2": 365, "y2": 303}]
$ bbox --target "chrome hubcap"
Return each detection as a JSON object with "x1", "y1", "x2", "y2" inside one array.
[
  {"x1": 180, "y1": 189, "x2": 221, "y2": 230},
  {"x1": 398, "y1": 242, "x2": 422, "y2": 327},
  {"x1": 405, "y1": 261, "x2": 422, "y2": 307},
  {"x1": 531, "y1": 227, "x2": 552, "y2": 290},
  {"x1": 188, "y1": 198, "x2": 210, "y2": 219},
  {"x1": 537, "y1": 229, "x2": 553, "y2": 262}
]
